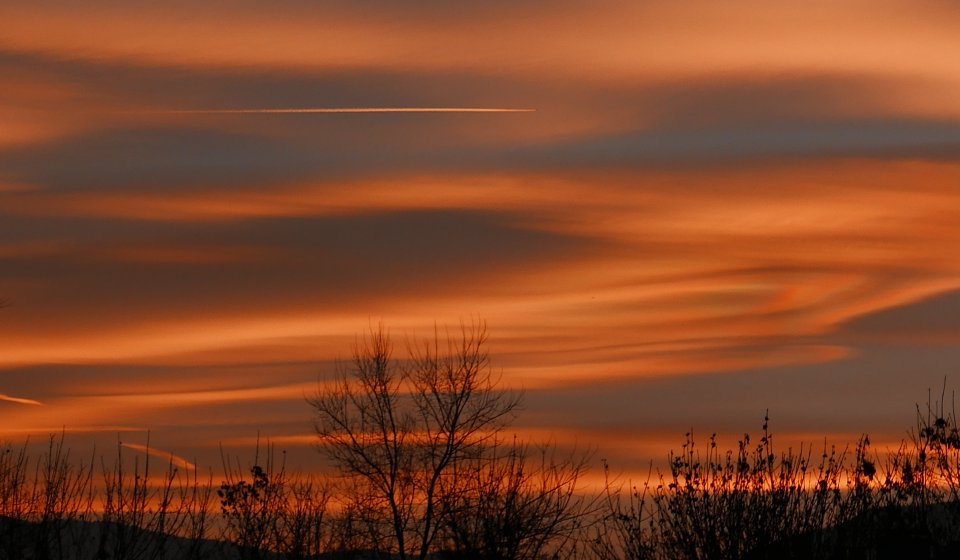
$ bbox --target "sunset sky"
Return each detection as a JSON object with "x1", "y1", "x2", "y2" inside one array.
[{"x1": 2, "y1": 1, "x2": 960, "y2": 477}]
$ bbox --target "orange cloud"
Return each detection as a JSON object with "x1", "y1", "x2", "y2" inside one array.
[
  {"x1": 3, "y1": 161, "x2": 960, "y2": 384},
  {"x1": 2, "y1": 1, "x2": 959, "y2": 87},
  {"x1": 3, "y1": 0, "x2": 960, "y2": 480}
]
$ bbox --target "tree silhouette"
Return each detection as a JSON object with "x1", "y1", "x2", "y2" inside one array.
[{"x1": 309, "y1": 322, "x2": 522, "y2": 559}]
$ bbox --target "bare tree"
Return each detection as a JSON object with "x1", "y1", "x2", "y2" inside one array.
[{"x1": 309, "y1": 322, "x2": 521, "y2": 560}]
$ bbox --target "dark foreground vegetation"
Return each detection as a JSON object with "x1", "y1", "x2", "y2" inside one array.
[{"x1": 3, "y1": 324, "x2": 960, "y2": 559}]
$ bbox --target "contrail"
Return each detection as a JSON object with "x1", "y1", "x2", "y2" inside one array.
[
  {"x1": 0, "y1": 393, "x2": 43, "y2": 406},
  {"x1": 120, "y1": 442, "x2": 197, "y2": 471},
  {"x1": 149, "y1": 107, "x2": 535, "y2": 114}
]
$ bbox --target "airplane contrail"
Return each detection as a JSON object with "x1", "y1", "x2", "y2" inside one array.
[
  {"x1": 120, "y1": 442, "x2": 197, "y2": 471},
  {"x1": 0, "y1": 393, "x2": 43, "y2": 406},
  {"x1": 149, "y1": 107, "x2": 536, "y2": 114}
]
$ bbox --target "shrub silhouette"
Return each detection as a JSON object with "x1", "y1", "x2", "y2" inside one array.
[
  {"x1": 440, "y1": 439, "x2": 591, "y2": 559},
  {"x1": 593, "y1": 398, "x2": 960, "y2": 560},
  {"x1": 5, "y1": 400, "x2": 960, "y2": 559}
]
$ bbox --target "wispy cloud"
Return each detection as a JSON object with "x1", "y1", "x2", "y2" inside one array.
[
  {"x1": 3, "y1": 0, "x2": 960, "y2": 484},
  {"x1": 0, "y1": 425, "x2": 148, "y2": 435}
]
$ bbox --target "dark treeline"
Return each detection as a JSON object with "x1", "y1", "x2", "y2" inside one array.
[{"x1": 3, "y1": 324, "x2": 960, "y2": 559}]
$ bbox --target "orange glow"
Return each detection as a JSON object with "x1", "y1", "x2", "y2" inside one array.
[{"x1": 1, "y1": 1, "x2": 959, "y2": 486}]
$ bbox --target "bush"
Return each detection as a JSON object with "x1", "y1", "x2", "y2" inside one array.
[{"x1": 594, "y1": 398, "x2": 960, "y2": 560}]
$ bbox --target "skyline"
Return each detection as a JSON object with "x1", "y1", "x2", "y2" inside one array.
[{"x1": 2, "y1": 1, "x2": 960, "y2": 476}]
